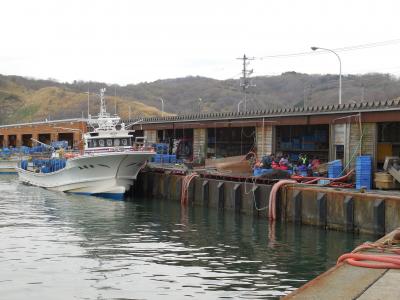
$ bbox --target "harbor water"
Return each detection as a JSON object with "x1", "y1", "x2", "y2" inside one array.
[{"x1": 0, "y1": 175, "x2": 373, "y2": 299}]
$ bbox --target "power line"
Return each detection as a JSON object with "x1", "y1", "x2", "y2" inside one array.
[
  {"x1": 225, "y1": 71, "x2": 243, "y2": 80},
  {"x1": 257, "y1": 38, "x2": 400, "y2": 60}
]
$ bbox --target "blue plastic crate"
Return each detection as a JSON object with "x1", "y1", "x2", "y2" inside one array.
[
  {"x1": 318, "y1": 179, "x2": 330, "y2": 185},
  {"x1": 355, "y1": 156, "x2": 372, "y2": 190},
  {"x1": 253, "y1": 168, "x2": 274, "y2": 176},
  {"x1": 154, "y1": 154, "x2": 162, "y2": 163},
  {"x1": 300, "y1": 171, "x2": 308, "y2": 177},
  {"x1": 328, "y1": 160, "x2": 343, "y2": 178}
]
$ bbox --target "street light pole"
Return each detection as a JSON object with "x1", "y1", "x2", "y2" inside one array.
[
  {"x1": 311, "y1": 46, "x2": 342, "y2": 105},
  {"x1": 84, "y1": 89, "x2": 90, "y2": 118},
  {"x1": 159, "y1": 97, "x2": 164, "y2": 117},
  {"x1": 237, "y1": 100, "x2": 243, "y2": 112}
]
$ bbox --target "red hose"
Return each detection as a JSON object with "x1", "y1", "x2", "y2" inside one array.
[
  {"x1": 293, "y1": 169, "x2": 355, "y2": 184},
  {"x1": 180, "y1": 173, "x2": 198, "y2": 205},
  {"x1": 268, "y1": 180, "x2": 296, "y2": 220},
  {"x1": 337, "y1": 253, "x2": 400, "y2": 269}
]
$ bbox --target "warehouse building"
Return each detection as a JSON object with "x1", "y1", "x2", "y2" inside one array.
[{"x1": 1, "y1": 99, "x2": 400, "y2": 170}]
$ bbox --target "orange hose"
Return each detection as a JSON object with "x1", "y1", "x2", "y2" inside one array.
[
  {"x1": 180, "y1": 173, "x2": 198, "y2": 206},
  {"x1": 268, "y1": 180, "x2": 296, "y2": 220},
  {"x1": 337, "y1": 253, "x2": 400, "y2": 269},
  {"x1": 294, "y1": 169, "x2": 354, "y2": 184}
]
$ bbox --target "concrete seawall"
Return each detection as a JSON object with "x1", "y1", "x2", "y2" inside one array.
[
  {"x1": 135, "y1": 171, "x2": 272, "y2": 217},
  {"x1": 282, "y1": 185, "x2": 400, "y2": 235},
  {"x1": 135, "y1": 171, "x2": 400, "y2": 235}
]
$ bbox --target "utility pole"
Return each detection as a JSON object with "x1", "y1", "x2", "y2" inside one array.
[{"x1": 237, "y1": 54, "x2": 255, "y2": 112}]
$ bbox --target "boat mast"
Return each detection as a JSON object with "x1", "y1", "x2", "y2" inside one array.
[
  {"x1": 86, "y1": 88, "x2": 122, "y2": 132},
  {"x1": 99, "y1": 88, "x2": 108, "y2": 117}
]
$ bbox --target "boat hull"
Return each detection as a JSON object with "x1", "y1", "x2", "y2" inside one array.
[
  {"x1": 17, "y1": 152, "x2": 153, "y2": 199},
  {"x1": 0, "y1": 159, "x2": 18, "y2": 174}
]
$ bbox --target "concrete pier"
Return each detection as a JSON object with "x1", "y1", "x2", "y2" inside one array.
[{"x1": 284, "y1": 228, "x2": 400, "y2": 300}]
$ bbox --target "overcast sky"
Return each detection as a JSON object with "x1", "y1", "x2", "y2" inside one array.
[{"x1": 1, "y1": 0, "x2": 400, "y2": 85}]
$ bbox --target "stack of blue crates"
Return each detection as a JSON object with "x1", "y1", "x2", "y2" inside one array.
[
  {"x1": 168, "y1": 154, "x2": 177, "y2": 163},
  {"x1": 253, "y1": 168, "x2": 274, "y2": 176},
  {"x1": 21, "y1": 160, "x2": 29, "y2": 170},
  {"x1": 153, "y1": 143, "x2": 168, "y2": 154},
  {"x1": 151, "y1": 153, "x2": 178, "y2": 163},
  {"x1": 32, "y1": 158, "x2": 67, "y2": 173},
  {"x1": 356, "y1": 155, "x2": 372, "y2": 190},
  {"x1": 51, "y1": 141, "x2": 68, "y2": 149},
  {"x1": 328, "y1": 160, "x2": 343, "y2": 178}
]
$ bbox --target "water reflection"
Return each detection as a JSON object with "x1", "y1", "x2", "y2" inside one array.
[{"x1": 0, "y1": 175, "x2": 374, "y2": 299}]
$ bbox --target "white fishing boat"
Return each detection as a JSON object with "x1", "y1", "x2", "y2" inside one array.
[{"x1": 17, "y1": 88, "x2": 154, "y2": 200}]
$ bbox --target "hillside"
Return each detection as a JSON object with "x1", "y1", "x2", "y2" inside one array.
[
  {"x1": 1, "y1": 72, "x2": 400, "y2": 125},
  {"x1": 0, "y1": 75, "x2": 166, "y2": 125},
  {"x1": 66, "y1": 72, "x2": 400, "y2": 114}
]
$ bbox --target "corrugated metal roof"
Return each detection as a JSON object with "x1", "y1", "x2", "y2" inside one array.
[
  {"x1": 2, "y1": 99, "x2": 399, "y2": 128},
  {"x1": 125, "y1": 99, "x2": 400, "y2": 124},
  {"x1": 0, "y1": 118, "x2": 86, "y2": 128}
]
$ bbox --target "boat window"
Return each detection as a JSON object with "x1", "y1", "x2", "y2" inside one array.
[
  {"x1": 121, "y1": 139, "x2": 128, "y2": 146},
  {"x1": 87, "y1": 139, "x2": 98, "y2": 148},
  {"x1": 107, "y1": 139, "x2": 113, "y2": 146},
  {"x1": 114, "y1": 139, "x2": 120, "y2": 146},
  {"x1": 99, "y1": 139, "x2": 105, "y2": 147}
]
